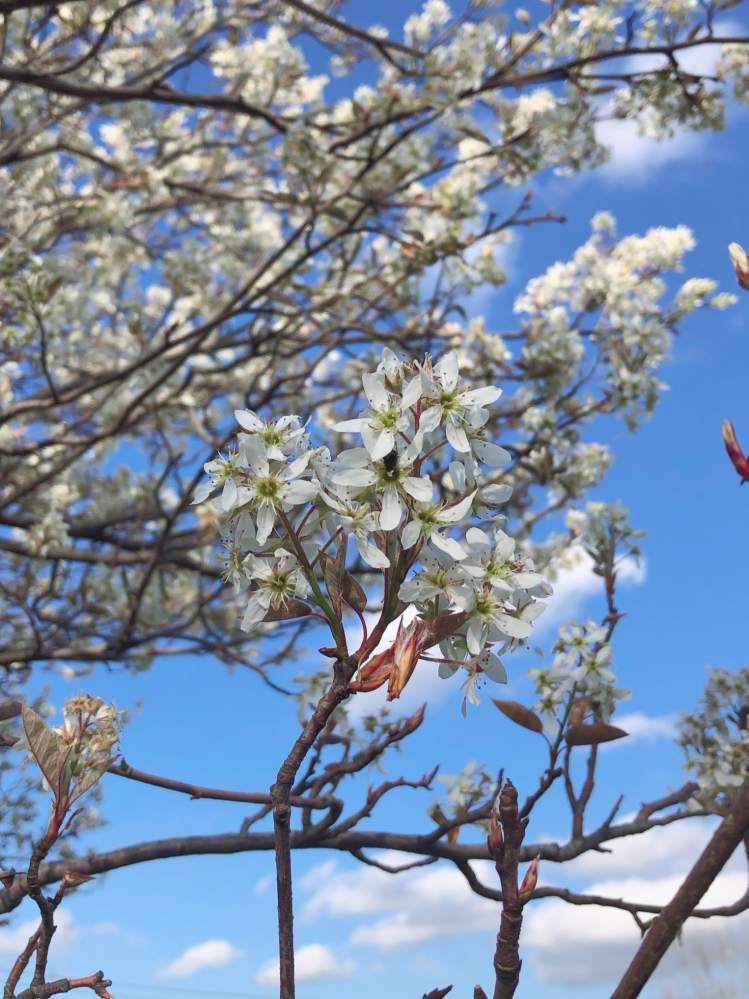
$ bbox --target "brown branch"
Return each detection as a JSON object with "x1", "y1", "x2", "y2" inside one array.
[
  {"x1": 611, "y1": 779, "x2": 749, "y2": 999},
  {"x1": 271, "y1": 655, "x2": 358, "y2": 999},
  {"x1": 16, "y1": 970, "x2": 115, "y2": 999},
  {"x1": 491, "y1": 780, "x2": 528, "y2": 999},
  {"x1": 107, "y1": 760, "x2": 336, "y2": 809},
  {"x1": 4, "y1": 927, "x2": 40, "y2": 999}
]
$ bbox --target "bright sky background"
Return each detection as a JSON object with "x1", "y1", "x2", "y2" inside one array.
[{"x1": 9, "y1": 3, "x2": 749, "y2": 999}]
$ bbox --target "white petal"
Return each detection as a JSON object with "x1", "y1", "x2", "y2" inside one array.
[
  {"x1": 332, "y1": 468, "x2": 378, "y2": 488},
  {"x1": 460, "y1": 386, "x2": 502, "y2": 408},
  {"x1": 435, "y1": 351, "x2": 459, "y2": 391},
  {"x1": 401, "y1": 520, "x2": 422, "y2": 549},
  {"x1": 333, "y1": 418, "x2": 370, "y2": 433},
  {"x1": 448, "y1": 584, "x2": 475, "y2": 612},
  {"x1": 473, "y1": 440, "x2": 511, "y2": 466},
  {"x1": 521, "y1": 601, "x2": 547, "y2": 621},
  {"x1": 356, "y1": 535, "x2": 391, "y2": 569},
  {"x1": 438, "y1": 662, "x2": 460, "y2": 679},
  {"x1": 481, "y1": 483, "x2": 512, "y2": 505},
  {"x1": 445, "y1": 420, "x2": 470, "y2": 453},
  {"x1": 402, "y1": 475, "x2": 434, "y2": 502},
  {"x1": 431, "y1": 531, "x2": 467, "y2": 561},
  {"x1": 363, "y1": 372, "x2": 390, "y2": 411},
  {"x1": 192, "y1": 481, "x2": 213, "y2": 505},
  {"x1": 492, "y1": 613, "x2": 534, "y2": 639},
  {"x1": 401, "y1": 376, "x2": 423, "y2": 410},
  {"x1": 448, "y1": 460, "x2": 467, "y2": 493},
  {"x1": 256, "y1": 504, "x2": 276, "y2": 545},
  {"x1": 466, "y1": 527, "x2": 492, "y2": 550},
  {"x1": 482, "y1": 657, "x2": 508, "y2": 684},
  {"x1": 420, "y1": 368, "x2": 438, "y2": 398},
  {"x1": 282, "y1": 451, "x2": 312, "y2": 480},
  {"x1": 370, "y1": 429, "x2": 395, "y2": 461},
  {"x1": 380, "y1": 487, "x2": 403, "y2": 530},
  {"x1": 243, "y1": 434, "x2": 269, "y2": 477},
  {"x1": 336, "y1": 448, "x2": 371, "y2": 467},
  {"x1": 234, "y1": 409, "x2": 264, "y2": 432},
  {"x1": 418, "y1": 406, "x2": 442, "y2": 434},
  {"x1": 513, "y1": 572, "x2": 545, "y2": 589},
  {"x1": 467, "y1": 618, "x2": 487, "y2": 656},
  {"x1": 439, "y1": 490, "x2": 476, "y2": 523},
  {"x1": 222, "y1": 478, "x2": 238, "y2": 512},
  {"x1": 241, "y1": 590, "x2": 271, "y2": 633},
  {"x1": 281, "y1": 480, "x2": 320, "y2": 504}
]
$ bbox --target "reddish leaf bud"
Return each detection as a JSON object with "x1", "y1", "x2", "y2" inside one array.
[
  {"x1": 729, "y1": 243, "x2": 749, "y2": 291},
  {"x1": 722, "y1": 420, "x2": 749, "y2": 484},
  {"x1": 61, "y1": 870, "x2": 95, "y2": 890},
  {"x1": 518, "y1": 855, "x2": 540, "y2": 904}
]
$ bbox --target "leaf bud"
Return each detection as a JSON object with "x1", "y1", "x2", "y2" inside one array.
[
  {"x1": 729, "y1": 243, "x2": 749, "y2": 291},
  {"x1": 518, "y1": 855, "x2": 540, "y2": 904},
  {"x1": 487, "y1": 810, "x2": 504, "y2": 861}
]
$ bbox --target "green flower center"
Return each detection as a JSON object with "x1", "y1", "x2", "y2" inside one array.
[
  {"x1": 255, "y1": 476, "x2": 282, "y2": 502},
  {"x1": 373, "y1": 403, "x2": 402, "y2": 432},
  {"x1": 261, "y1": 425, "x2": 285, "y2": 447},
  {"x1": 437, "y1": 389, "x2": 465, "y2": 416}
]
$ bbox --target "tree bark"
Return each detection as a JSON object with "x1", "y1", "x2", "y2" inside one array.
[
  {"x1": 611, "y1": 778, "x2": 749, "y2": 999},
  {"x1": 271, "y1": 657, "x2": 357, "y2": 999}
]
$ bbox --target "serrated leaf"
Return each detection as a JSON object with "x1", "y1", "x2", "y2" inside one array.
[
  {"x1": 492, "y1": 699, "x2": 544, "y2": 734},
  {"x1": 342, "y1": 571, "x2": 367, "y2": 613},
  {"x1": 565, "y1": 723, "x2": 628, "y2": 746},
  {"x1": 22, "y1": 703, "x2": 65, "y2": 799},
  {"x1": 419, "y1": 612, "x2": 467, "y2": 650},
  {"x1": 263, "y1": 599, "x2": 312, "y2": 622},
  {"x1": 70, "y1": 756, "x2": 112, "y2": 803},
  {"x1": 0, "y1": 701, "x2": 22, "y2": 723}
]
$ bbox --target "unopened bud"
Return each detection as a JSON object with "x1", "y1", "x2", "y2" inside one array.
[
  {"x1": 729, "y1": 243, "x2": 749, "y2": 291},
  {"x1": 518, "y1": 855, "x2": 539, "y2": 904},
  {"x1": 487, "y1": 810, "x2": 504, "y2": 861},
  {"x1": 61, "y1": 871, "x2": 95, "y2": 891},
  {"x1": 722, "y1": 420, "x2": 749, "y2": 483}
]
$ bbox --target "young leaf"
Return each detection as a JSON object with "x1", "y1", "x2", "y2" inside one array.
[
  {"x1": 70, "y1": 756, "x2": 113, "y2": 804},
  {"x1": 419, "y1": 612, "x2": 468, "y2": 650},
  {"x1": 264, "y1": 599, "x2": 312, "y2": 622},
  {"x1": 321, "y1": 553, "x2": 343, "y2": 616},
  {"x1": 342, "y1": 571, "x2": 367, "y2": 613},
  {"x1": 565, "y1": 723, "x2": 628, "y2": 746},
  {"x1": 22, "y1": 703, "x2": 65, "y2": 797},
  {"x1": 492, "y1": 699, "x2": 544, "y2": 734}
]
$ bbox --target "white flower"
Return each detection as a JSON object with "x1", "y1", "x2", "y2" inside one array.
[
  {"x1": 332, "y1": 371, "x2": 421, "y2": 460},
  {"x1": 321, "y1": 490, "x2": 390, "y2": 569},
  {"x1": 193, "y1": 450, "x2": 243, "y2": 508},
  {"x1": 235, "y1": 411, "x2": 308, "y2": 459},
  {"x1": 419, "y1": 351, "x2": 503, "y2": 454},
  {"x1": 401, "y1": 491, "x2": 476, "y2": 560},
  {"x1": 242, "y1": 436, "x2": 319, "y2": 544},
  {"x1": 329, "y1": 435, "x2": 432, "y2": 530},
  {"x1": 399, "y1": 546, "x2": 474, "y2": 609},
  {"x1": 240, "y1": 552, "x2": 309, "y2": 633}
]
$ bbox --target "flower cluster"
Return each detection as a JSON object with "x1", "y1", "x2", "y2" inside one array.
[
  {"x1": 678, "y1": 667, "x2": 749, "y2": 805},
  {"x1": 530, "y1": 620, "x2": 631, "y2": 735},
  {"x1": 198, "y1": 349, "x2": 550, "y2": 706}
]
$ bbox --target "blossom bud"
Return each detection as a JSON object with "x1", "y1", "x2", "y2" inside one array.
[
  {"x1": 487, "y1": 810, "x2": 504, "y2": 861},
  {"x1": 61, "y1": 871, "x2": 95, "y2": 890},
  {"x1": 518, "y1": 855, "x2": 540, "y2": 904},
  {"x1": 387, "y1": 620, "x2": 425, "y2": 700},
  {"x1": 729, "y1": 243, "x2": 749, "y2": 291},
  {"x1": 722, "y1": 420, "x2": 749, "y2": 484}
]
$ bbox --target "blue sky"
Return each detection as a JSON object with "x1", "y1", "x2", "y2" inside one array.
[{"x1": 7, "y1": 3, "x2": 749, "y2": 998}]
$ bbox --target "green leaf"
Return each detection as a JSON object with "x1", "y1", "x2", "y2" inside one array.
[{"x1": 492, "y1": 699, "x2": 544, "y2": 734}]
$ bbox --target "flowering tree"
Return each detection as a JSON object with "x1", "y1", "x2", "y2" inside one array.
[{"x1": 3, "y1": 1, "x2": 749, "y2": 998}]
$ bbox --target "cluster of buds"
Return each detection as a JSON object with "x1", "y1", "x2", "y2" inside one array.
[{"x1": 197, "y1": 348, "x2": 552, "y2": 710}]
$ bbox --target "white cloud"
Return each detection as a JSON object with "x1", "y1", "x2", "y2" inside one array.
[
  {"x1": 254, "y1": 873, "x2": 273, "y2": 895},
  {"x1": 601, "y1": 710, "x2": 677, "y2": 750},
  {"x1": 159, "y1": 940, "x2": 243, "y2": 979},
  {"x1": 0, "y1": 910, "x2": 77, "y2": 957},
  {"x1": 524, "y1": 818, "x2": 749, "y2": 987},
  {"x1": 303, "y1": 854, "x2": 497, "y2": 951},
  {"x1": 255, "y1": 944, "x2": 356, "y2": 986},
  {"x1": 597, "y1": 116, "x2": 706, "y2": 181},
  {"x1": 538, "y1": 548, "x2": 646, "y2": 634}
]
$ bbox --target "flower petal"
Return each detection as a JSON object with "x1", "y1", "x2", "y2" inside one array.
[
  {"x1": 363, "y1": 372, "x2": 389, "y2": 411},
  {"x1": 401, "y1": 519, "x2": 422, "y2": 549},
  {"x1": 472, "y1": 440, "x2": 511, "y2": 466},
  {"x1": 369, "y1": 429, "x2": 395, "y2": 461},
  {"x1": 356, "y1": 535, "x2": 391, "y2": 569},
  {"x1": 431, "y1": 530, "x2": 467, "y2": 561},
  {"x1": 234, "y1": 409, "x2": 264, "y2": 432},
  {"x1": 401, "y1": 376, "x2": 423, "y2": 410},
  {"x1": 380, "y1": 487, "x2": 403, "y2": 530},
  {"x1": 445, "y1": 420, "x2": 470, "y2": 453},
  {"x1": 402, "y1": 475, "x2": 434, "y2": 503}
]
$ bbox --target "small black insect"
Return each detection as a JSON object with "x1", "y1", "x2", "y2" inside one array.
[{"x1": 382, "y1": 447, "x2": 399, "y2": 472}]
